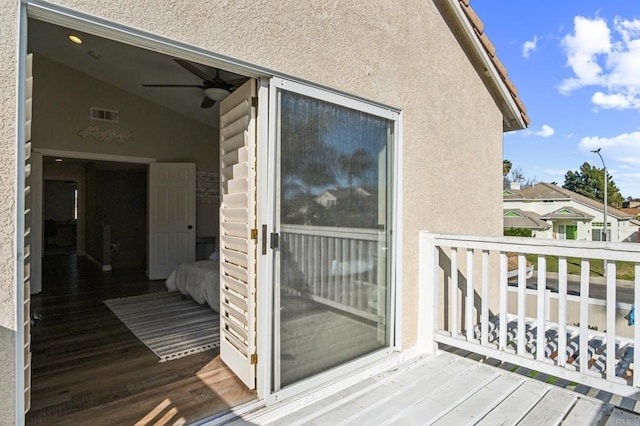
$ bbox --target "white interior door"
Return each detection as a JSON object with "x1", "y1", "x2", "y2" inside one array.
[
  {"x1": 148, "y1": 162, "x2": 196, "y2": 280},
  {"x1": 219, "y1": 79, "x2": 258, "y2": 389}
]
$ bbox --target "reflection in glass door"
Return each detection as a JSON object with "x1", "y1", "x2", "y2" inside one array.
[{"x1": 273, "y1": 87, "x2": 394, "y2": 390}]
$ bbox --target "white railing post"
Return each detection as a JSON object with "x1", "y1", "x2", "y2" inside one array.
[
  {"x1": 499, "y1": 252, "x2": 508, "y2": 351},
  {"x1": 418, "y1": 233, "x2": 438, "y2": 354},
  {"x1": 606, "y1": 260, "x2": 617, "y2": 380},
  {"x1": 517, "y1": 253, "x2": 526, "y2": 356},
  {"x1": 481, "y1": 250, "x2": 489, "y2": 346},
  {"x1": 579, "y1": 259, "x2": 590, "y2": 374},
  {"x1": 450, "y1": 247, "x2": 459, "y2": 337},
  {"x1": 466, "y1": 249, "x2": 474, "y2": 341},
  {"x1": 558, "y1": 257, "x2": 568, "y2": 367},
  {"x1": 536, "y1": 256, "x2": 547, "y2": 361}
]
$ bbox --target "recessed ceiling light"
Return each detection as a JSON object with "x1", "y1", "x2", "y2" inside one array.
[
  {"x1": 68, "y1": 35, "x2": 83, "y2": 44},
  {"x1": 55, "y1": 158, "x2": 63, "y2": 162}
]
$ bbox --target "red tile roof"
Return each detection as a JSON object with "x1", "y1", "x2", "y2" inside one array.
[{"x1": 458, "y1": 0, "x2": 530, "y2": 127}]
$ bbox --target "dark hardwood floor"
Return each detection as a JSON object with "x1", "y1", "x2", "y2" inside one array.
[{"x1": 26, "y1": 254, "x2": 255, "y2": 426}]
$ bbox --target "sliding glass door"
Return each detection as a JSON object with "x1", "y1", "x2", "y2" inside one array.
[{"x1": 272, "y1": 81, "x2": 395, "y2": 390}]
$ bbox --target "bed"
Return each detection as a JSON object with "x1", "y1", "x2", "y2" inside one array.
[{"x1": 165, "y1": 260, "x2": 220, "y2": 312}]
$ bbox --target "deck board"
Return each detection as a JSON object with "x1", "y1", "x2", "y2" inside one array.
[
  {"x1": 431, "y1": 373, "x2": 523, "y2": 425},
  {"x1": 518, "y1": 388, "x2": 577, "y2": 426},
  {"x1": 563, "y1": 398, "x2": 611, "y2": 425},
  {"x1": 248, "y1": 351, "x2": 640, "y2": 426},
  {"x1": 475, "y1": 379, "x2": 549, "y2": 425}
]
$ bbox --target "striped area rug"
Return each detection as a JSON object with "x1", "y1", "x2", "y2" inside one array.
[{"x1": 105, "y1": 291, "x2": 220, "y2": 362}]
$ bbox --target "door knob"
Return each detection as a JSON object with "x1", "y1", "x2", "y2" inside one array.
[{"x1": 188, "y1": 225, "x2": 193, "y2": 229}]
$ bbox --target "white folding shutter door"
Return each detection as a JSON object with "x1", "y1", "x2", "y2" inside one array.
[
  {"x1": 23, "y1": 52, "x2": 34, "y2": 413},
  {"x1": 219, "y1": 79, "x2": 257, "y2": 389}
]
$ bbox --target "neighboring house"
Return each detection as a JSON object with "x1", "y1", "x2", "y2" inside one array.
[
  {"x1": 1, "y1": 0, "x2": 528, "y2": 423},
  {"x1": 504, "y1": 182, "x2": 637, "y2": 242},
  {"x1": 503, "y1": 208, "x2": 552, "y2": 237},
  {"x1": 315, "y1": 187, "x2": 372, "y2": 208},
  {"x1": 622, "y1": 207, "x2": 640, "y2": 220}
]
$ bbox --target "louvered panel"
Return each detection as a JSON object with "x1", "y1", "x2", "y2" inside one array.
[
  {"x1": 23, "y1": 53, "x2": 33, "y2": 414},
  {"x1": 222, "y1": 273, "x2": 249, "y2": 298},
  {"x1": 223, "y1": 192, "x2": 248, "y2": 209},
  {"x1": 223, "y1": 235, "x2": 249, "y2": 253},
  {"x1": 219, "y1": 79, "x2": 257, "y2": 389},
  {"x1": 221, "y1": 222, "x2": 248, "y2": 238},
  {"x1": 221, "y1": 132, "x2": 245, "y2": 153},
  {"x1": 221, "y1": 150, "x2": 240, "y2": 169},
  {"x1": 222, "y1": 261, "x2": 249, "y2": 284},
  {"x1": 228, "y1": 177, "x2": 249, "y2": 195},
  {"x1": 221, "y1": 247, "x2": 248, "y2": 269},
  {"x1": 221, "y1": 207, "x2": 248, "y2": 223}
]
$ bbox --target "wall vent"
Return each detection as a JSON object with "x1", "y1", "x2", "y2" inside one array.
[{"x1": 90, "y1": 107, "x2": 119, "y2": 122}]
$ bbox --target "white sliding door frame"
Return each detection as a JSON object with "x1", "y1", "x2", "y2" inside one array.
[{"x1": 265, "y1": 77, "x2": 403, "y2": 405}]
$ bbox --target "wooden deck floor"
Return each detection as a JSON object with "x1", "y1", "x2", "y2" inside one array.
[
  {"x1": 26, "y1": 254, "x2": 255, "y2": 426},
  {"x1": 241, "y1": 350, "x2": 640, "y2": 425}
]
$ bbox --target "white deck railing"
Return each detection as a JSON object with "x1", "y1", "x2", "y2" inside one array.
[
  {"x1": 281, "y1": 225, "x2": 384, "y2": 322},
  {"x1": 419, "y1": 232, "x2": 640, "y2": 396}
]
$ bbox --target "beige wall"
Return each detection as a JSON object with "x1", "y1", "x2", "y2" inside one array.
[
  {"x1": 0, "y1": 0, "x2": 18, "y2": 422},
  {"x1": 0, "y1": 0, "x2": 507, "y2": 417},
  {"x1": 32, "y1": 55, "x2": 220, "y2": 237}
]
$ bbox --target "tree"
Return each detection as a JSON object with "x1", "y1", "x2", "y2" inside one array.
[
  {"x1": 563, "y1": 162, "x2": 623, "y2": 208},
  {"x1": 503, "y1": 160, "x2": 512, "y2": 177},
  {"x1": 504, "y1": 165, "x2": 536, "y2": 189}
]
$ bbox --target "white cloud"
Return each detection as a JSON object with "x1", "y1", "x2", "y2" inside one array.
[
  {"x1": 522, "y1": 36, "x2": 538, "y2": 58},
  {"x1": 558, "y1": 16, "x2": 640, "y2": 111},
  {"x1": 534, "y1": 124, "x2": 555, "y2": 138},
  {"x1": 579, "y1": 131, "x2": 640, "y2": 196},
  {"x1": 591, "y1": 92, "x2": 640, "y2": 109},
  {"x1": 579, "y1": 131, "x2": 640, "y2": 157}
]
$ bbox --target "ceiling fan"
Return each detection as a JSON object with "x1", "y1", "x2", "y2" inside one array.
[{"x1": 142, "y1": 59, "x2": 245, "y2": 108}]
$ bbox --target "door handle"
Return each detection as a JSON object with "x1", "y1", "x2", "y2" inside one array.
[{"x1": 188, "y1": 225, "x2": 193, "y2": 229}]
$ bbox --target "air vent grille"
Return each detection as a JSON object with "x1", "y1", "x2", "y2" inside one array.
[{"x1": 90, "y1": 107, "x2": 119, "y2": 122}]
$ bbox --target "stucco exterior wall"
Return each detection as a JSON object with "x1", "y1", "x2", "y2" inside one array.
[
  {"x1": 0, "y1": 0, "x2": 18, "y2": 422},
  {"x1": 1, "y1": 0, "x2": 508, "y2": 417}
]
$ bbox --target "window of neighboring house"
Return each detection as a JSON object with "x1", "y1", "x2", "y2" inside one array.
[
  {"x1": 557, "y1": 224, "x2": 566, "y2": 240},
  {"x1": 327, "y1": 199, "x2": 336, "y2": 207},
  {"x1": 591, "y1": 222, "x2": 611, "y2": 241}
]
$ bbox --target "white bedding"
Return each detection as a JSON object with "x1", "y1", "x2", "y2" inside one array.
[{"x1": 166, "y1": 260, "x2": 220, "y2": 312}]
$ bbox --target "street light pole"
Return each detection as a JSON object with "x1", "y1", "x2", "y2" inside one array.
[{"x1": 591, "y1": 148, "x2": 607, "y2": 242}]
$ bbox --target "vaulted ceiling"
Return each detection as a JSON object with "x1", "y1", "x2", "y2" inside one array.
[{"x1": 28, "y1": 19, "x2": 248, "y2": 128}]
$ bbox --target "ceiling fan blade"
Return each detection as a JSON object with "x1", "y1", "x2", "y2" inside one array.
[
  {"x1": 174, "y1": 59, "x2": 213, "y2": 82},
  {"x1": 201, "y1": 96, "x2": 215, "y2": 109},
  {"x1": 142, "y1": 84, "x2": 205, "y2": 88}
]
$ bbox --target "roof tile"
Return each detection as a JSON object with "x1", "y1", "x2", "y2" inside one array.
[
  {"x1": 460, "y1": 2, "x2": 485, "y2": 34},
  {"x1": 457, "y1": 0, "x2": 528, "y2": 128}
]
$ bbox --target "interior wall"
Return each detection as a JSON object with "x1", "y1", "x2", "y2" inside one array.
[
  {"x1": 44, "y1": 180, "x2": 75, "y2": 222},
  {"x1": 31, "y1": 54, "x2": 219, "y2": 238}
]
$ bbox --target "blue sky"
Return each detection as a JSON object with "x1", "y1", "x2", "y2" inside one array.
[{"x1": 472, "y1": 1, "x2": 640, "y2": 198}]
